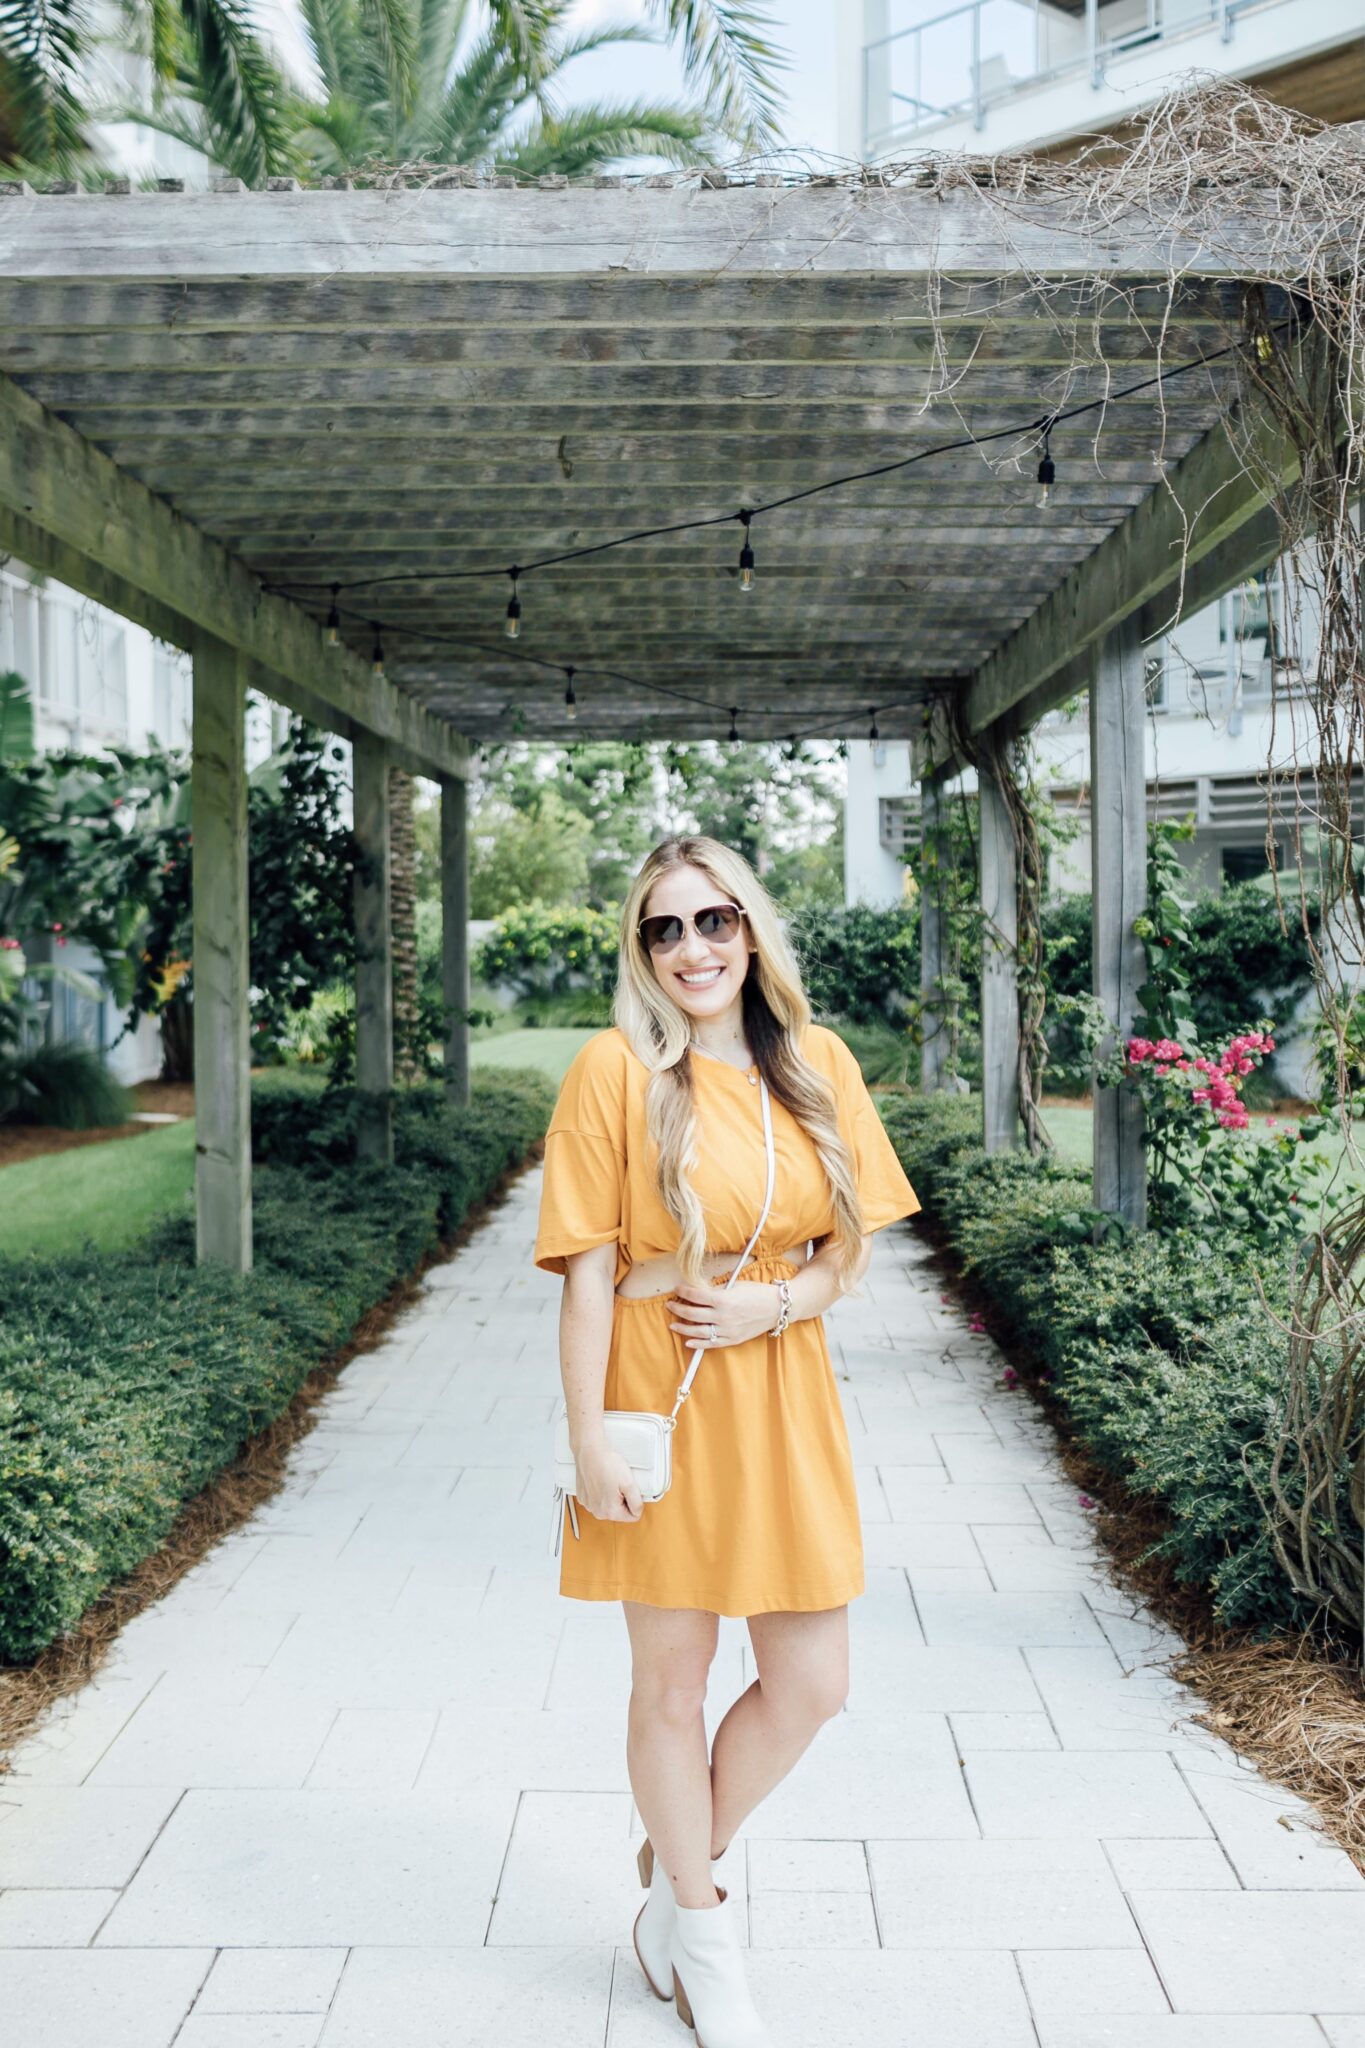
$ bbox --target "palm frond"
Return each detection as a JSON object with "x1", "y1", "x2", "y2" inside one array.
[
  {"x1": 644, "y1": 0, "x2": 785, "y2": 147},
  {"x1": 505, "y1": 98, "x2": 707, "y2": 179},
  {"x1": 0, "y1": 0, "x2": 90, "y2": 167},
  {"x1": 356, "y1": 0, "x2": 416, "y2": 118},
  {"x1": 298, "y1": 0, "x2": 355, "y2": 100},
  {"x1": 175, "y1": 0, "x2": 293, "y2": 180},
  {"x1": 485, "y1": 0, "x2": 555, "y2": 75}
]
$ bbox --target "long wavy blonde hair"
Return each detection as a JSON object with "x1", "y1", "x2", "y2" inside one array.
[{"x1": 613, "y1": 835, "x2": 866, "y2": 1289}]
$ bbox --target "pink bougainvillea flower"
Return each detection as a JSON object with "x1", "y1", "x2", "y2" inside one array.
[
  {"x1": 1001, "y1": 1365, "x2": 1018, "y2": 1387},
  {"x1": 1078, "y1": 1493, "x2": 1096, "y2": 1510}
]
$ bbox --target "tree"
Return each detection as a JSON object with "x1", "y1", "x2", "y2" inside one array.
[
  {"x1": 468, "y1": 785, "x2": 593, "y2": 917},
  {"x1": 99, "y1": 0, "x2": 785, "y2": 185}
]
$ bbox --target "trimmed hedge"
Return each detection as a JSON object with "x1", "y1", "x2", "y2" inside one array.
[
  {"x1": 877, "y1": 1092, "x2": 1318, "y2": 1636},
  {"x1": 0, "y1": 1069, "x2": 553, "y2": 1664}
]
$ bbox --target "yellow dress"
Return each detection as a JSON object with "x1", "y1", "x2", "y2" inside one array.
[{"x1": 533, "y1": 1022, "x2": 920, "y2": 1617}]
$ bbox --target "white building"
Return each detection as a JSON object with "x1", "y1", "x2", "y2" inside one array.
[{"x1": 840, "y1": 0, "x2": 1362, "y2": 915}]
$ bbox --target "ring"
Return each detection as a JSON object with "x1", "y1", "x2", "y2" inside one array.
[{"x1": 706, "y1": 1322, "x2": 717, "y2": 1343}]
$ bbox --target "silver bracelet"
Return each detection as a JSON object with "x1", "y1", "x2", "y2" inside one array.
[{"x1": 769, "y1": 1276, "x2": 792, "y2": 1337}]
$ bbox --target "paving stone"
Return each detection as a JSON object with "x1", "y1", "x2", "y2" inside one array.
[
  {"x1": 744, "y1": 1712, "x2": 976, "y2": 1840},
  {"x1": 0, "y1": 1887, "x2": 120, "y2": 1943},
  {"x1": 1320, "y1": 2024, "x2": 1365, "y2": 2047},
  {"x1": 97, "y1": 1786, "x2": 517, "y2": 1947},
  {"x1": 745, "y1": 1839, "x2": 870, "y2": 1891},
  {"x1": 868, "y1": 1837, "x2": 1141, "y2": 1950},
  {"x1": 971, "y1": 1524, "x2": 1114, "y2": 1592},
  {"x1": 1019, "y1": 1946, "x2": 1171, "y2": 2015},
  {"x1": 303, "y1": 1710, "x2": 438, "y2": 1792},
  {"x1": 948, "y1": 1710, "x2": 1061, "y2": 1750},
  {"x1": 879, "y1": 1474, "x2": 1047, "y2": 1523},
  {"x1": 1130, "y1": 1888, "x2": 1365, "y2": 2011},
  {"x1": 861, "y1": 1521, "x2": 987, "y2": 1568},
  {"x1": 175, "y1": 2016, "x2": 324, "y2": 2047},
  {"x1": 915, "y1": 1589, "x2": 1110, "y2": 1648},
  {"x1": 1035, "y1": 2022, "x2": 1327, "y2": 2047},
  {"x1": 486, "y1": 1791, "x2": 643, "y2": 1945},
  {"x1": 966, "y1": 1749, "x2": 1213, "y2": 1839},
  {"x1": 1025, "y1": 1647, "x2": 1196, "y2": 1752},
  {"x1": 0, "y1": 1946, "x2": 214, "y2": 2048},
  {"x1": 196, "y1": 1946, "x2": 346, "y2": 2012},
  {"x1": 847, "y1": 1641, "x2": 1044, "y2": 1715},
  {"x1": 319, "y1": 1943, "x2": 612, "y2": 2045},
  {"x1": 1173, "y1": 1759, "x2": 1365, "y2": 1890},
  {"x1": 609, "y1": 1944, "x2": 1038, "y2": 2047},
  {"x1": 86, "y1": 1689, "x2": 335, "y2": 1790},
  {"x1": 1101, "y1": 1838, "x2": 1240, "y2": 1891},
  {"x1": 748, "y1": 1889, "x2": 880, "y2": 1947},
  {"x1": 907, "y1": 1565, "x2": 998, "y2": 1596},
  {"x1": 0, "y1": 1672, "x2": 163, "y2": 1787},
  {"x1": 0, "y1": 1785, "x2": 183, "y2": 1887}
]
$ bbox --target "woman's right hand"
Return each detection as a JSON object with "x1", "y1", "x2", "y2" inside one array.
[{"x1": 572, "y1": 1438, "x2": 644, "y2": 1522}]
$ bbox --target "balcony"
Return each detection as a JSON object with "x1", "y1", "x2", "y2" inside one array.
[{"x1": 862, "y1": 0, "x2": 1308, "y2": 154}]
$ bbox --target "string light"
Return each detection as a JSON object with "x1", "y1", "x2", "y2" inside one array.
[
  {"x1": 370, "y1": 623, "x2": 385, "y2": 681},
  {"x1": 325, "y1": 584, "x2": 341, "y2": 647},
  {"x1": 564, "y1": 667, "x2": 577, "y2": 722},
  {"x1": 505, "y1": 568, "x2": 522, "y2": 640},
  {"x1": 728, "y1": 706, "x2": 739, "y2": 742},
  {"x1": 1036, "y1": 423, "x2": 1056, "y2": 511},
  {"x1": 869, "y1": 709, "x2": 880, "y2": 741},
  {"x1": 737, "y1": 511, "x2": 755, "y2": 593}
]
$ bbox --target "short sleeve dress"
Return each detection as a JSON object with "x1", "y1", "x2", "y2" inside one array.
[{"x1": 533, "y1": 1023, "x2": 920, "y2": 1617}]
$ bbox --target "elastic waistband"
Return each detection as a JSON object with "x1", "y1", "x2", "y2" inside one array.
[{"x1": 616, "y1": 1242, "x2": 808, "y2": 1302}]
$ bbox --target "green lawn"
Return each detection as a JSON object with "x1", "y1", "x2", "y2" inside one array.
[
  {"x1": 0, "y1": 1117, "x2": 197, "y2": 1259},
  {"x1": 1039, "y1": 1098, "x2": 1361, "y2": 1211},
  {"x1": 0, "y1": 1033, "x2": 595, "y2": 1261}
]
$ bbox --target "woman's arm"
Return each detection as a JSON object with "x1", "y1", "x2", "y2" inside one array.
[
  {"x1": 560, "y1": 1241, "x2": 644, "y2": 1522},
  {"x1": 666, "y1": 1234, "x2": 874, "y2": 1348}
]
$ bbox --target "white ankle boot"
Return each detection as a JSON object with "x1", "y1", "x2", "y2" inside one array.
[
  {"x1": 633, "y1": 1838, "x2": 732, "y2": 2003},
  {"x1": 669, "y1": 1885, "x2": 772, "y2": 2048}
]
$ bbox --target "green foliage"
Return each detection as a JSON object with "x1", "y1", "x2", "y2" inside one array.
[
  {"x1": 789, "y1": 901, "x2": 919, "y2": 1027},
  {"x1": 474, "y1": 900, "x2": 619, "y2": 999},
  {"x1": 0, "y1": 1068, "x2": 552, "y2": 1663},
  {"x1": 0, "y1": 1040, "x2": 133, "y2": 1128},
  {"x1": 469, "y1": 788, "x2": 594, "y2": 920},
  {"x1": 878, "y1": 1090, "x2": 1324, "y2": 1634},
  {"x1": 0, "y1": 671, "x2": 34, "y2": 765}
]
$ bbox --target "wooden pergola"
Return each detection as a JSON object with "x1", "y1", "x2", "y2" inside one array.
[{"x1": 0, "y1": 171, "x2": 1307, "y2": 1264}]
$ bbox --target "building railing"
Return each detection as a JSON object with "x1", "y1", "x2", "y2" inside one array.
[{"x1": 863, "y1": 0, "x2": 1292, "y2": 152}]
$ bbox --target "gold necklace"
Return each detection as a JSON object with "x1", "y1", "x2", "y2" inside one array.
[{"x1": 690, "y1": 1038, "x2": 759, "y2": 1082}]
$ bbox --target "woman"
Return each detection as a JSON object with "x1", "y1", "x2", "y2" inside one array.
[{"x1": 534, "y1": 835, "x2": 919, "y2": 2047}]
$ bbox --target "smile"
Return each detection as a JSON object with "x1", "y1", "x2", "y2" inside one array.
[{"x1": 678, "y1": 967, "x2": 725, "y2": 986}]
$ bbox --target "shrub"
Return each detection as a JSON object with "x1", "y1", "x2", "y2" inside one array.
[
  {"x1": 879, "y1": 1090, "x2": 1318, "y2": 1634},
  {"x1": 789, "y1": 903, "x2": 919, "y2": 1027},
  {"x1": 0, "y1": 1041, "x2": 133, "y2": 1129},
  {"x1": 0, "y1": 1068, "x2": 553, "y2": 1663},
  {"x1": 474, "y1": 902, "x2": 620, "y2": 999}
]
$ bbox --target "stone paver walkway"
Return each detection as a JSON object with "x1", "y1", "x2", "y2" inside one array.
[{"x1": 4, "y1": 1166, "x2": 1365, "y2": 2046}]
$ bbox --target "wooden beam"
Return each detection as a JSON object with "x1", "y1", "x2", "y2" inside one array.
[
  {"x1": 0, "y1": 373, "x2": 468, "y2": 780},
  {"x1": 957, "y1": 405, "x2": 1300, "y2": 749},
  {"x1": 191, "y1": 638, "x2": 252, "y2": 1273},
  {"x1": 0, "y1": 185, "x2": 1336, "y2": 282},
  {"x1": 352, "y1": 733, "x2": 394, "y2": 1164},
  {"x1": 919, "y1": 777, "x2": 950, "y2": 1094},
  {"x1": 979, "y1": 764, "x2": 1020, "y2": 1155},
  {"x1": 441, "y1": 775, "x2": 471, "y2": 1110},
  {"x1": 1090, "y1": 620, "x2": 1147, "y2": 1228}
]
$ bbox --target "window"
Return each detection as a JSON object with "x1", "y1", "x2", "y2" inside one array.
[
  {"x1": 1144, "y1": 655, "x2": 1167, "y2": 710},
  {"x1": 1222, "y1": 844, "x2": 1275, "y2": 886},
  {"x1": 85, "y1": 620, "x2": 128, "y2": 733},
  {"x1": 151, "y1": 644, "x2": 191, "y2": 746}
]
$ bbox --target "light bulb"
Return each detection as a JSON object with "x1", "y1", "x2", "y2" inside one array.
[
  {"x1": 370, "y1": 625, "x2": 385, "y2": 682},
  {"x1": 564, "y1": 668, "x2": 577, "y2": 722},
  {"x1": 869, "y1": 711, "x2": 880, "y2": 741},
  {"x1": 728, "y1": 707, "x2": 739, "y2": 743},
  {"x1": 738, "y1": 512, "x2": 755, "y2": 592},
  {"x1": 1036, "y1": 445, "x2": 1055, "y2": 511},
  {"x1": 505, "y1": 569, "x2": 521, "y2": 640},
  {"x1": 326, "y1": 584, "x2": 341, "y2": 647}
]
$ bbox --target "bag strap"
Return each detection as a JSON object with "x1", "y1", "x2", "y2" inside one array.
[{"x1": 667, "y1": 1072, "x2": 776, "y2": 1424}]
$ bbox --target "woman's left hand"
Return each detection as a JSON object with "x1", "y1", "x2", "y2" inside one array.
[{"x1": 666, "y1": 1279, "x2": 780, "y2": 1347}]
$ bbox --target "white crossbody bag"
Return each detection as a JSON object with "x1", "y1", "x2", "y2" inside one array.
[{"x1": 550, "y1": 1071, "x2": 776, "y2": 1558}]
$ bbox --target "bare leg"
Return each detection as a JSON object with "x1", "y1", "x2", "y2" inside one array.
[
  {"x1": 707, "y1": 1606, "x2": 850, "y2": 1858},
  {"x1": 623, "y1": 1600, "x2": 721, "y2": 1910}
]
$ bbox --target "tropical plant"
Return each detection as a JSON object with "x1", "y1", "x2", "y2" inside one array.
[{"x1": 108, "y1": 0, "x2": 784, "y2": 186}]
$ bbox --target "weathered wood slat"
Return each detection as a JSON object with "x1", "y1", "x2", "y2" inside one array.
[
  {"x1": 0, "y1": 373, "x2": 469, "y2": 777},
  {"x1": 0, "y1": 275, "x2": 1253, "y2": 332},
  {"x1": 192, "y1": 639, "x2": 252, "y2": 1272},
  {"x1": 353, "y1": 732, "x2": 395, "y2": 1164},
  {"x1": 0, "y1": 187, "x2": 1335, "y2": 279},
  {"x1": 1090, "y1": 619, "x2": 1148, "y2": 1227}
]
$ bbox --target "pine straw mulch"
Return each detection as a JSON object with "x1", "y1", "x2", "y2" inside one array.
[
  {"x1": 924, "y1": 1232, "x2": 1365, "y2": 1876},
  {"x1": 0, "y1": 1080, "x2": 198, "y2": 1168},
  {"x1": 0, "y1": 1143, "x2": 543, "y2": 1778}
]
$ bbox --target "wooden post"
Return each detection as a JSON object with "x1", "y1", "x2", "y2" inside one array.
[
  {"x1": 1090, "y1": 619, "x2": 1148, "y2": 1226},
  {"x1": 191, "y1": 636, "x2": 252, "y2": 1272},
  {"x1": 441, "y1": 772, "x2": 471, "y2": 1110},
  {"x1": 978, "y1": 760, "x2": 1020, "y2": 1153},
  {"x1": 352, "y1": 732, "x2": 394, "y2": 1164},
  {"x1": 919, "y1": 777, "x2": 949, "y2": 1093}
]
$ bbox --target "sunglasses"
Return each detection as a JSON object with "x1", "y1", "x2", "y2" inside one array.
[{"x1": 637, "y1": 901, "x2": 747, "y2": 954}]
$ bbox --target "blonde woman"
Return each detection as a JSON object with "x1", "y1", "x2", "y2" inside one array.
[{"x1": 534, "y1": 835, "x2": 919, "y2": 2047}]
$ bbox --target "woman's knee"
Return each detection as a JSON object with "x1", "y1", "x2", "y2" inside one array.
[
  {"x1": 764, "y1": 1658, "x2": 849, "y2": 1729},
  {"x1": 629, "y1": 1658, "x2": 712, "y2": 1729}
]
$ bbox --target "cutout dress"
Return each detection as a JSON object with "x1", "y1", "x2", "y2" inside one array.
[{"x1": 534, "y1": 1023, "x2": 920, "y2": 1616}]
